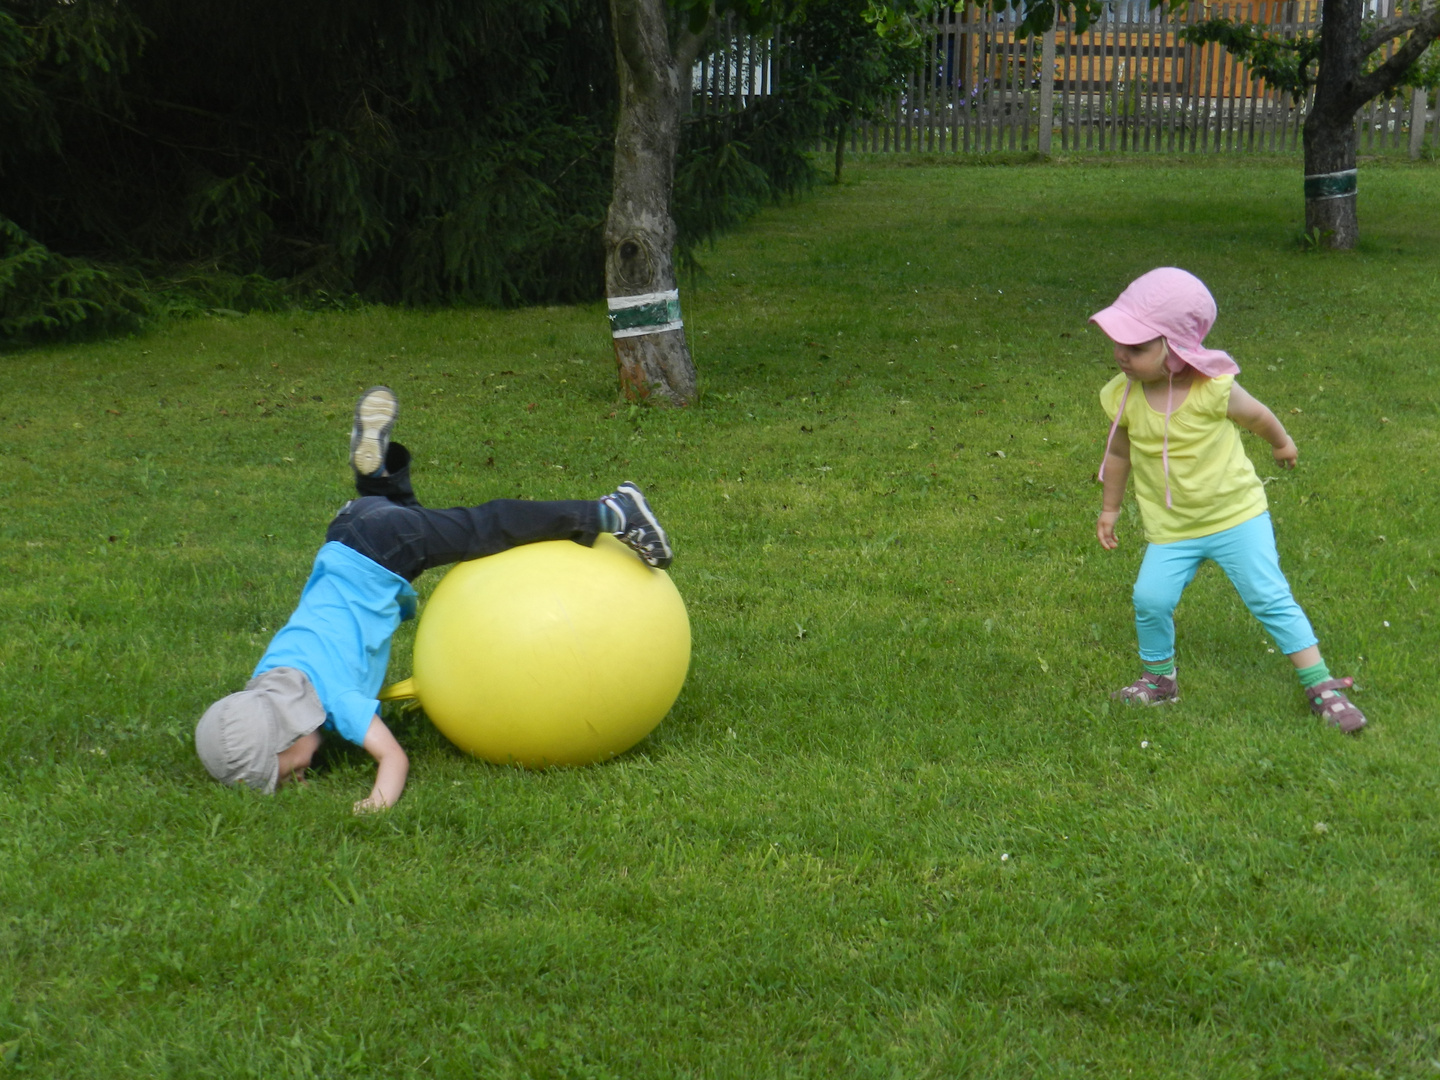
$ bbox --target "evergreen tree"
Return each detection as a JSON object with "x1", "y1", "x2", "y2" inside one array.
[
  {"x1": 2, "y1": 0, "x2": 927, "y2": 347},
  {"x1": 2, "y1": 0, "x2": 617, "y2": 335}
]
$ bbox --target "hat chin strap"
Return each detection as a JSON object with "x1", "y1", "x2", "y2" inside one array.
[
  {"x1": 1096, "y1": 368, "x2": 1173, "y2": 511},
  {"x1": 1097, "y1": 380, "x2": 1132, "y2": 484},
  {"x1": 1162, "y1": 369, "x2": 1173, "y2": 509}
]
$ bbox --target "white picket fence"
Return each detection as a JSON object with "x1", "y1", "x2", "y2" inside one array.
[{"x1": 692, "y1": 2, "x2": 1440, "y2": 158}]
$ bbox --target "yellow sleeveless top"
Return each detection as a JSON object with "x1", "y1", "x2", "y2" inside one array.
[{"x1": 1100, "y1": 372, "x2": 1267, "y2": 544}]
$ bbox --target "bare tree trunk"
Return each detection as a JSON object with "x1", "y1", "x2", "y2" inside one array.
[
  {"x1": 1302, "y1": 0, "x2": 1361, "y2": 248},
  {"x1": 834, "y1": 122, "x2": 847, "y2": 183},
  {"x1": 606, "y1": 0, "x2": 702, "y2": 405}
]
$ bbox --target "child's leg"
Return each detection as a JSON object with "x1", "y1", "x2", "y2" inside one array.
[
  {"x1": 1206, "y1": 513, "x2": 1318, "y2": 658},
  {"x1": 332, "y1": 387, "x2": 665, "y2": 580},
  {"x1": 1208, "y1": 512, "x2": 1365, "y2": 731},
  {"x1": 353, "y1": 442, "x2": 421, "y2": 508},
  {"x1": 394, "y1": 498, "x2": 605, "y2": 572},
  {"x1": 1115, "y1": 540, "x2": 1204, "y2": 702},
  {"x1": 326, "y1": 496, "x2": 604, "y2": 582},
  {"x1": 1132, "y1": 539, "x2": 1206, "y2": 664}
]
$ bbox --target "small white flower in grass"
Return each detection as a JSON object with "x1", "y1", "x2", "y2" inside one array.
[
  {"x1": 1000, "y1": 853, "x2": 1010, "y2": 862},
  {"x1": 1140, "y1": 740, "x2": 1149, "y2": 749},
  {"x1": 1383, "y1": 621, "x2": 1390, "y2": 628},
  {"x1": 1314, "y1": 822, "x2": 1329, "y2": 834},
  {"x1": 1267, "y1": 648, "x2": 1275, "y2": 654}
]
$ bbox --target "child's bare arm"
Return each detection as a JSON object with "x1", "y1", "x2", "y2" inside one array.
[
  {"x1": 1227, "y1": 383, "x2": 1297, "y2": 469},
  {"x1": 354, "y1": 715, "x2": 409, "y2": 813},
  {"x1": 1097, "y1": 424, "x2": 1130, "y2": 550}
]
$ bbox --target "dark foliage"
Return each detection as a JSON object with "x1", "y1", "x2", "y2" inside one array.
[
  {"x1": 2, "y1": 0, "x2": 616, "y2": 338},
  {"x1": 674, "y1": 68, "x2": 831, "y2": 259},
  {"x1": 0, "y1": 218, "x2": 151, "y2": 338},
  {"x1": 791, "y1": 0, "x2": 922, "y2": 182},
  {"x1": 1, "y1": 0, "x2": 921, "y2": 341},
  {"x1": 674, "y1": 1, "x2": 922, "y2": 253}
]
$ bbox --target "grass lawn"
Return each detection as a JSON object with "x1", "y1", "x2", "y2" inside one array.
[{"x1": 2, "y1": 155, "x2": 1438, "y2": 1078}]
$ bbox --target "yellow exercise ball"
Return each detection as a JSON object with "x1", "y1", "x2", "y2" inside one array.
[{"x1": 384, "y1": 534, "x2": 690, "y2": 768}]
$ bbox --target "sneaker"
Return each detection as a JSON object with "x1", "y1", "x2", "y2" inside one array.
[
  {"x1": 1113, "y1": 669, "x2": 1179, "y2": 705},
  {"x1": 603, "y1": 482, "x2": 673, "y2": 569},
  {"x1": 1306, "y1": 676, "x2": 1366, "y2": 734},
  {"x1": 350, "y1": 386, "x2": 398, "y2": 477}
]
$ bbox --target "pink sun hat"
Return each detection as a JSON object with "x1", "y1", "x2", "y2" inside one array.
[{"x1": 1089, "y1": 267, "x2": 1240, "y2": 376}]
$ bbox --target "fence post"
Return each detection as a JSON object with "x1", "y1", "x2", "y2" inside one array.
[
  {"x1": 1410, "y1": 86, "x2": 1428, "y2": 159},
  {"x1": 1039, "y1": 27, "x2": 1056, "y2": 153}
]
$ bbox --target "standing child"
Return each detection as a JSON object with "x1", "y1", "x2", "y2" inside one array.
[
  {"x1": 1091, "y1": 267, "x2": 1365, "y2": 732},
  {"x1": 195, "y1": 386, "x2": 675, "y2": 809}
]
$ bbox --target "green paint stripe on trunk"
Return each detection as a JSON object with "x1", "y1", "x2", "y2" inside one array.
[
  {"x1": 1304, "y1": 170, "x2": 1357, "y2": 199},
  {"x1": 608, "y1": 297, "x2": 681, "y2": 333}
]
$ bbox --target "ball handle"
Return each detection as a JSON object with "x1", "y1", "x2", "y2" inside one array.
[{"x1": 378, "y1": 677, "x2": 418, "y2": 702}]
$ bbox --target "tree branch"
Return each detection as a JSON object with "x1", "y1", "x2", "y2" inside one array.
[
  {"x1": 673, "y1": 7, "x2": 713, "y2": 77},
  {"x1": 1364, "y1": 8, "x2": 1438, "y2": 53},
  {"x1": 1351, "y1": 9, "x2": 1440, "y2": 104},
  {"x1": 610, "y1": 0, "x2": 659, "y2": 95}
]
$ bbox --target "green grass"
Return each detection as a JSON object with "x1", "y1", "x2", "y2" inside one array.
[{"x1": 3, "y1": 156, "x2": 1439, "y2": 1078}]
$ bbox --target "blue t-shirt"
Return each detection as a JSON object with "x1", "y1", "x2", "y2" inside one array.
[{"x1": 254, "y1": 541, "x2": 418, "y2": 745}]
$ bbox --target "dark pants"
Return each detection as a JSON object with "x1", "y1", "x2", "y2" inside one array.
[{"x1": 325, "y1": 443, "x2": 603, "y2": 582}]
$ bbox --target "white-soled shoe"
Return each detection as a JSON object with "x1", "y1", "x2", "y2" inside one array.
[
  {"x1": 603, "y1": 482, "x2": 673, "y2": 569},
  {"x1": 350, "y1": 386, "x2": 398, "y2": 477}
]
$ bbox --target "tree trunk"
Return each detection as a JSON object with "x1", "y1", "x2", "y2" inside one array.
[
  {"x1": 1302, "y1": 116, "x2": 1359, "y2": 248},
  {"x1": 834, "y1": 122, "x2": 847, "y2": 183},
  {"x1": 605, "y1": 0, "x2": 699, "y2": 405},
  {"x1": 1302, "y1": 0, "x2": 1362, "y2": 248}
]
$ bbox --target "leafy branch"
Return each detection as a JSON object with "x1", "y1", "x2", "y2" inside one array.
[{"x1": 1184, "y1": 8, "x2": 1440, "y2": 106}]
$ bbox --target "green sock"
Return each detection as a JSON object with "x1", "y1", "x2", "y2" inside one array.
[
  {"x1": 1143, "y1": 658, "x2": 1175, "y2": 678},
  {"x1": 1296, "y1": 660, "x2": 1331, "y2": 689}
]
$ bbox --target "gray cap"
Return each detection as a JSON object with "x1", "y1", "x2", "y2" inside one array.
[{"x1": 195, "y1": 667, "x2": 326, "y2": 793}]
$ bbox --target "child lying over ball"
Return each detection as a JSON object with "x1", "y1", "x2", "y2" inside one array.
[{"x1": 195, "y1": 387, "x2": 673, "y2": 811}]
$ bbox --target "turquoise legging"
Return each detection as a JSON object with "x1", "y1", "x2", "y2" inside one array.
[{"x1": 1133, "y1": 512, "x2": 1318, "y2": 663}]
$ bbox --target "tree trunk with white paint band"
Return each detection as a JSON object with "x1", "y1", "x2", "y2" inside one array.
[
  {"x1": 1301, "y1": 0, "x2": 1362, "y2": 247},
  {"x1": 1302, "y1": 0, "x2": 1440, "y2": 248},
  {"x1": 605, "y1": 0, "x2": 699, "y2": 406}
]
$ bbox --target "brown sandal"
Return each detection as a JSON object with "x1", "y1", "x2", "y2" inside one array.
[
  {"x1": 1307, "y1": 677, "x2": 1366, "y2": 734},
  {"x1": 1113, "y1": 670, "x2": 1179, "y2": 705}
]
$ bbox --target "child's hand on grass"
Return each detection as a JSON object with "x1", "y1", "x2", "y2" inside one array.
[
  {"x1": 356, "y1": 715, "x2": 409, "y2": 815},
  {"x1": 1097, "y1": 510, "x2": 1121, "y2": 550}
]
